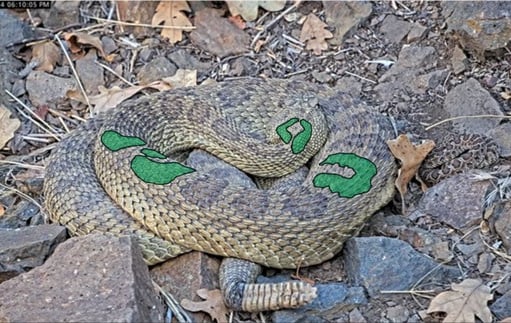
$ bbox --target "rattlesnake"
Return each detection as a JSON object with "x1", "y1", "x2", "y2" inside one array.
[{"x1": 43, "y1": 78, "x2": 499, "y2": 311}]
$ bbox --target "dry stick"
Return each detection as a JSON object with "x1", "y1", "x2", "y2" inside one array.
[
  {"x1": 54, "y1": 34, "x2": 93, "y2": 114},
  {"x1": 250, "y1": 0, "x2": 303, "y2": 48},
  {"x1": 95, "y1": 61, "x2": 135, "y2": 87},
  {"x1": 479, "y1": 232, "x2": 511, "y2": 262},
  {"x1": 4, "y1": 90, "x2": 60, "y2": 134},
  {"x1": 86, "y1": 16, "x2": 196, "y2": 30},
  {"x1": 425, "y1": 115, "x2": 511, "y2": 131},
  {"x1": 0, "y1": 182, "x2": 43, "y2": 211},
  {"x1": 4, "y1": 90, "x2": 61, "y2": 141},
  {"x1": 0, "y1": 160, "x2": 45, "y2": 170},
  {"x1": 344, "y1": 71, "x2": 377, "y2": 84},
  {"x1": 152, "y1": 281, "x2": 193, "y2": 323}
]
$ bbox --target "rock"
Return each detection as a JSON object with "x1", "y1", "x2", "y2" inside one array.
[
  {"x1": 26, "y1": 71, "x2": 77, "y2": 107},
  {"x1": 189, "y1": 8, "x2": 249, "y2": 57},
  {"x1": 0, "y1": 225, "x2": 66, "y2": 283},
  {"x1": 489, "y1": 123, "x2": 511, "y2": 157},
  {"x1": 443, "y1": 78, "x2": 504, "y2": 134},
  {"x1": 101, "y1": 36, "x2": 117, "y2": 55},
  {"x1": 380, "y1": 15, "x2": 413, "y2": 43},
  {"x1": 0, "y1": 10, "x2": 37, "y2": 47},
  {"x1": 36, "y1": 1, "x2": 80, "y2": 29},
  {"x1": 268, "y1": 279, "x2": 367, "y2": 323},
  {"x1": 491, "y1": 200, "x2": 511, "y2": 253},
  {"x1": 312, "y1": 71, "x2": 333, "y2": 83},
  {"x1": 0, "y1": 234, "x2": 164, "y2": 322},
  {"x1": 410, "y1": 173, "x2": 493, "y2": 231},
  {"x1": 335, "y1": 77, "x2": 362, "y2": 97},
  {"x1": 75, "y1": 50, "x2": 104, "y2": 94},
  {"x1": 323, "y1": 1, "x2": 373, "y2": 45},
  {"x1": 0, "y1": 200, "x2": 42, "y2": 229},
  {"x1": 490, "y1": 289, "x2": 511, "y2": 320},
  {"x1": 386, "y1": 304, "x2": 410, "y2": 322},
  {"x1": 167, "y1": 49, "x2": 211, "y2": 72},
  {"x1": 375, "y1": 45, "x2": 438, "y2": 101},
  {"x1": 137, "y1": 56, "x2": 177, "y2": 85},
  {"x1": 407, "y1": 23, "x2": 428, "y2": 43},
  {"x1": 343, "y1": 237, "x2": 458, "y2": 297},
  {"x1": 451, "y1": 46, "x2": 467, "y2": 75},
  {"x1": 150, "y1": 251, "x2": 220, "y2": 323},
  {"x1": 442, "y1": 2, "x2": 511, "y2": 58}
]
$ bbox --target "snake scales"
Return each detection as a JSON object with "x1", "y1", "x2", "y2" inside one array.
[{"x1": 44, "y1": 78, "x2": 398, "y2": 311}]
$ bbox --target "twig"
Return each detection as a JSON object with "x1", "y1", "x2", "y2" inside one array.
[
  {"x1": 0, "y1": 160, "x2": 45, "y2": 170},
  {"x1": 4, "y1": 90, "x2": 61, "y2": 141},
  {"x1": 0, "y1": 183, "x2": 43, "y2": 212},
  {"x1": 425, "y1": 115, "x2": 511, "y2": 131},
  {"x1": 85, "y1": 15, "x2": 195, "y2": 30},
  {"x1": 344, "y1": 71, "x2": 377, "y2": 84},
  {"x1": 250, "y1": 0, "x2": 303, "y2": 48},
  {"x1": 54, "y1": 34, "x2": 93, "y2": 114},
  {"x1": 152, "y1": 281, "x2": 193, "y2": 323},
  {"x1": 95, "y1": 61, "x2": 135, "y2": 87}
]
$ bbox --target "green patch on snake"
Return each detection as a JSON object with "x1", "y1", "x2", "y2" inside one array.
[
  {"x1": 141, "y1": 148, "x2": 166, "y2": 159},
  {"x1": 276, "y1": 118, "x2": 299, "y2": 144},
  {"x1": 275, "y1": 118, "x2": 312, "y2": 154},
  {"x1": 291, "y1": 119, "x2": 312, "y2": 154},
  {"x1": 101, "y1": 130, "x2": 146, "y2": 151},
  {"x1": 313, "y1": 153, "x2": 377, "y2": 198},
  {"x1": 131, "y1": 156, "x2": 196, "y2": 185}
]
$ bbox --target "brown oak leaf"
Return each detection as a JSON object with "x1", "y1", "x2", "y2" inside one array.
[
  {"x1": 63, "y1": 31, "x2": 113, "y2": 61},
  {"x1": 31, "y1": 40, "x2": 61, "y2": 72},
  {"x1": 181, "y1": 289, "x2": 229, "y2": 323},
  {"x1": 0, "y1": 105, "x2": 21, "y2": 150},
  {"x1": 152, "y1": 0, "x2": 192, "y2": 44},
  {"x1": 225, "y1": 0, "x2": 286, "y2": 22},
  {"x1": 387, "y1": 134, "x2": 435, "y2": 198},
  {"x1": 299, "y1": 13, "x2": 333, "y2": 55},
  {"x1": 427, "y1": 279, "x2": 493, "y2": 323}
]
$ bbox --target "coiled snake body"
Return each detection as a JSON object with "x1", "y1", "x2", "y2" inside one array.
[{"x1": 44, "y1": 79, "x2": 397, "y2": 310}]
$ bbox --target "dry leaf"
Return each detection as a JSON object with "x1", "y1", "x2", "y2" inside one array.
[
  {"x1": 0, "y1": 204, "x2": 4, "y2": 217},
  {"x1": 0, "y1": 105, "x2": 21, "y2": 150},
  {"x1": 161, "y1": 69, "x2": 197, "y2": 88},
  {"x1": 63, "y1": 32, "x2": 113, "y2": 61},
  {"x1": 501, "y1": 317, "x2": 511, "y2": 323},
  {"x1": 226, "y1": 0, "x2": 286, "y2": 22},
  {"x1": 151, "y1": 0, "x2": 192, "y2": 44},
  {"x1": 67, "y1": 85, "x2": 146, "y2": 114},
  {"x1": 228, "y1": 15, "x2": 247, "y2": 30},
  {"x1": 181, "y1": 289, "x2": 229, "y2": 323},
  {"x1": 427, "y1": 279, "x2": 493, "y2": 323},
  {"x1": 299, "y1": 13, "x2": 333, "y2": 55},
  {"x1": 387, "y1": 134, "x2": 435, "y2": 197},
  {"x1": 31, "y1": 41, "x2": 61, "y2": 72},
  {"x1": 501, "y1": 90, "x2": 511, "y2": 100}
]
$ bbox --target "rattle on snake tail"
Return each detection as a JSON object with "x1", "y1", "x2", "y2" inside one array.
[{"x1": 44, "y1": 78, "x2": 398, "y2": 311}]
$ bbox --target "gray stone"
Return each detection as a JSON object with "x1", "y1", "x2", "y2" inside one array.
[
  {"x1": 343, "y1": 237, "x2": 459, "y2": 297},
  {"x1": 137, "y1": 56, "x2": 177, "y2": 85},
  {"x1": 444, "y1": 78, "x2": 504, "y2": 134},
  {"x1": 168, "y1": 49, "x2": 211, "y2": 72},
  {"x1": 0, "y1": 200, "x2": 41, "y2": 229},
  {"x1": 189, "y1": 8, "x2": 250, "y2": 58},
  {"x1": 490, "y1": 289, "x2": 511, "y2": 320},
  {"x1": 0, "y1": 224, "x2": 66, "y2": 282},
  {"x1": 380, "y1": 15, "x2": 412, "y2": 43},
  {"x1": 489, "y1": 123, "x2": 511, "y2": 157},
  {"x1": 451, "y1": 46, "x2": 467, "y2": 75},
  {"x1": 407, "y1": 23, "x2": 428, "y2": 43},
  {"x1": 36, "y1": 1, "x2": 80, "y2": 29},
  {"x1": 26, "y1": 70, "x2": 77, "y2": 107},
  {"x1": 442, "y1": 2, "x2": 511, "y2": 56},
  {"x1": 151, "y1": 251, "x2": 220, "y2": 323},
  {"x1": 0, "y1": 10, "x2": 37, "y2": 47},
  {"x1": 410, "y1": 172, "x2": 492, "y2": 231},
  {"x1": 270, "y1": 281, "x2": 367, "y2": 323},
  {"x1": 375, "y1": 45, "x2": 438, "y2": 101},
  {"x1": 323, "y1": 1, "x2": 373, "y2": 45},
  {"x1": 75, "y1": 50, "x2": 104, "y2": 94},
  {"x1": 0, "y1": 234, "x2": 164, "y2": 322}
]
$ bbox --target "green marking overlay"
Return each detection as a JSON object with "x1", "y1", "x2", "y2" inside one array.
[
  {"x1": 101, "y1": 130, "x2": 146, "y2": 152},
  {"x1": 312, "y1": 153, "x2": 377, "y2": 198},
  {"x1": 291, "y1": 119, "x2": 312, "y2": 154},
  {"x1": 131, "y1": 156, "x2": 195, "y2": 185},
  {"x1": 276, "y1": 118, "x2": 299, "y2": 144},
  {"x1": 141, "y1": 148, "x2": 166, "y2": 159}
]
